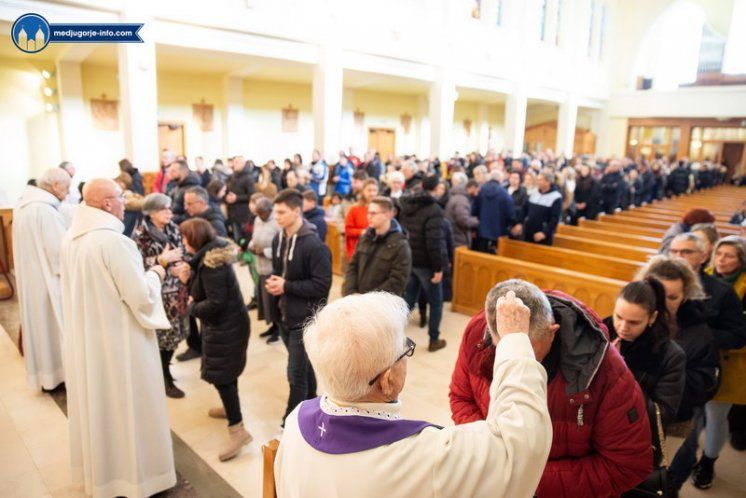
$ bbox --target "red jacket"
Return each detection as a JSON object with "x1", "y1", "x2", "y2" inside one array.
[{"x1": 449, "y1": 291, "x2": 652, "y2": 498}]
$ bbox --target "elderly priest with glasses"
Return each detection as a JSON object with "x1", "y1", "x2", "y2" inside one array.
[{"x1": 275, "y1": 291, "x2": 552, "y2": 497}]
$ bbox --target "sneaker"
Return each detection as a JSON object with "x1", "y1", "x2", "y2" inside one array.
[
  {"x1": 428, "y1": 339, "x2": 447, "y2": 352},
  {"x1": 259, "y1": 327, "x2": 275, "y2": 338},
  {"x1": 266, "y1": 334, "x2": 280, "y2": 344},
  {"x1": 165, "y1": 383, "x2": 185, "y2": 399},
  {"x1": 246, "y1": 300, "x2": 258, "y2": 311},
  {"x1": 176, "y1": 348, "x2": 200, "y2": 362},
  {"x1": 691, "y1": 455, "x2": 716, "y2": 489}
]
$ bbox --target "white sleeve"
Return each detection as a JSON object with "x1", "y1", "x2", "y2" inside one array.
[{"x1": 431, "y1": 334, "x2": 552, "y2": 498}]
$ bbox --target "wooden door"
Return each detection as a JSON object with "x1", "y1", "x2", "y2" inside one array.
[
  {"x1": 158, "y1": 122, "x2": 185, "y2": 157},
  {"x1": 368, "y1": 128, "x2": 396, "y2": 163},
  {"x1": 722, "y1": 142, "x2": 744, "y2": 181}
]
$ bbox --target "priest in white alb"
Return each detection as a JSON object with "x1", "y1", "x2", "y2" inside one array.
[
  {"x1": 60, "y1": 178, "x2": 176, "y2": 498},
  {"x1": 12, "y1": 168, "x2": 70, "y2": 390}
]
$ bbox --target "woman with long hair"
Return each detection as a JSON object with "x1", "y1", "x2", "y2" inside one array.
[{"x1": 344, "y1": 179, "x2": 379, "y2": 259}]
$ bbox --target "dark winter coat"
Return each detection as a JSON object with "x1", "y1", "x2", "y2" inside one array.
[
  {"x1": 188, "y1": 239, "x2": 250, "y2": 385},
  {"x1": 600, "y1": 170, "x2": 624, "y2": 213},
  {"x1": 303, "y1": 206, "x2": 327, "y2": 241},
  {"x1": 342, "y1": 219, "x2": 411, "y2": 296},
  {"x1": 185, "y1": 206, "x2": 228, "y2": 237},
  {"x1": 271, "y1": 220, "x2": 332, "y2": 329},
  {"x1": 225, "y1": 166, "x2": 256, "y2": 223},
  {"x1": 398, "y1": 192, "x2": 445, "y2": 271},
  {"x1": 508, "y1": 186, "x2": 529, "y2": 214},
  {"x1": 667, "y1": 167, "x2": 691, "y2": 196},
  {"x1": 520, "y1": 187, "x2": 563, "y2": 245},
  {"x1": 604, "y1": 318, "x2": 686, "y2": 429},
  {"x1": 450, "y1": 291, "x2": 652, "y2": 498},
  {"x1": 672, "y1": 300, "x2": 720, "y2": 421},
  {"x1": 472, "y1": 179, "x2": 516, "y2": 241},
  {"x1": 129, "y1": 168, "x2": 144, "y2": 195},
  {"x1": 573, "y1": 175, "x2": 601, "y2": 221},
  {"x1": 444, "y1": 184, "x2": 479, "y2": 247},
  {"x1": 701, "y1": 272, "x2": 746, "y2": 350},
  {"x1": 169, "y1": 171, "x2": 201, "y2": 222}
]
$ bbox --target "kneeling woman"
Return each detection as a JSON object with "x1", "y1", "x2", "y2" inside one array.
[
  {"x1": 178, "y1": 218, "x2": 251, "y2": 461},
  {"x1": 604, "y1": 278, "x2": 686, "y2": 478}
]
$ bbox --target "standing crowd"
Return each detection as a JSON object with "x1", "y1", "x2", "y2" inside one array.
[{"x1": 9, "y1": 144, "x2": 746, "y2": 497}]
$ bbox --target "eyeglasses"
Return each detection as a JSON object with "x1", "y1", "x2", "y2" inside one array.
[
  {"x1": 368, "y1": 337, "x2": 416, "y2": 386},
  {"x1": 669, "y1": 248, "x2": 700, "y2": 256}
]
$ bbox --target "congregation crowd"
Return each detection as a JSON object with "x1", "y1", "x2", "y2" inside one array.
[{"x1": 10, "y1": 145, "x2": 746, "y2": 497}]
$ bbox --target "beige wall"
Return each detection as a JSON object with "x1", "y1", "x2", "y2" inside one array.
[
  {"x1": 0, "y1": 57, "x2": 61, "y2": 204},
  {"x1": 80, "y1": 64, "x2": 123, "y2": 178}
]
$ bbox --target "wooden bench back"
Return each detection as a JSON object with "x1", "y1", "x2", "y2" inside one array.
[
  {"x1": 579, "y1": 219, "x2": 666, "y2": 237},
  {"x1": 263, "y1": 439, "x2": 280, "y2": 498},
  {"x1": 553, "y1": 234, "x2": 656, "y2": 262},
  {"x1": 557, "y1": 224, "x2": 661, "y2": 249}
]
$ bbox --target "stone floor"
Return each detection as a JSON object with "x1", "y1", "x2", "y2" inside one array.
[{"x1": 0, "y1": 268, "x2": 743, "y2": 497}]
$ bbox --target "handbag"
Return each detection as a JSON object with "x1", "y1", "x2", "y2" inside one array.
[{"x1": 623, "y1": 402, "x2": 671, "y2": 498}]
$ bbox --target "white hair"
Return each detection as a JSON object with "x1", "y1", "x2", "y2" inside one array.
[
  {"x1": 489, "y1": 169, "x2": 503, "y2": 182},
  {"x1": 485, "y1": 279, "x2": 554, "y2": 341},
  {"x1": 451, "y1": 171, "x2": 468, "y2": 186},
  {"x1": 37, "y1": 168, "x2": 71, "y2": 190},
  {"x1": 304, "y1": 292, "x2": 409, "y2": 402},
  {"x1": 387, "y1": 171, "x2": 405, "y2": 184}
]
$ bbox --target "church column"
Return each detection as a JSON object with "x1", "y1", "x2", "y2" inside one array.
[
  {"x1": 118, "y1": 12, "x2": 158, "y2": 170},
  {"x1": 56, "y1": 61, "x2": 91, "y2": 178},
  {"x1": 477, "y1": 103, "x2": 490, "y2": 154},
  {"x1": 417, "y1": 94, "x2": 430, "y2": 159},
  {"x1": 556, "y1": 96, "x2": 578, "y2": 158},
  {"x1": 312, "y1": 45, "x2": 343, "y2": 163},
  {"x1": 504, "y1": 89, "x2": 527, "y2": 155},
  {"x1": 429, "y1": 68, "x2": 456, "y2": 160},
  {"x1": 222, "y1": 76, "x2": 246, "y2": 158}
]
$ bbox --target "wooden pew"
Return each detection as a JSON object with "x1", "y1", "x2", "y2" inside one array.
[
  {"x1": 262, "y1": 439, "x2": 280, "y2": 498},
  {"x1": 0, "y1": 207, "x2": 13, "y2": 271},
  {"x1": 325, "y1": 221, "x2": 343, "y2": 276},
  {"x1": 452, "y1": 247, "x2": 625, "y2": 317},
  {"x1": 579, "y1": 219, "x2": 665, "y2": 237},
  {"x1": 497, "y1": 237, "x2": 642, "y2": 281},
  {"x1": 557, "y1": 225, "x2": 661, "y2": 249},
  {"x1": 607, "y1": 213, "x2": 739, "y2": 235},
  {"x1": 553, "y1": 234, "x2": 656, "y2": 262},
  {"x1": 632, "y1": 206, "x2": 731, "y2": 223}
]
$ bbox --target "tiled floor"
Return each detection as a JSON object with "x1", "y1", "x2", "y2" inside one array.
[{"x1": 1, "y1": 268, "x2": 744, "y2": 497}]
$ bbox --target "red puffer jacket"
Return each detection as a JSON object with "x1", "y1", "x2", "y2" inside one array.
[{"x1": 449, "y1": 291, "x2": 652, "y2": 498}]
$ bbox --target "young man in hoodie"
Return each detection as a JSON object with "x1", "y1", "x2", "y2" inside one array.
[
  {"x1": 268, "y1": 189, "x2": 333, "y2": 425},
  {"x1": 511, "y1": 171, "x2": 563, "y2": 246},
  {"x1": 301, "y1": 190, "x2": 327, "y2": 241}
]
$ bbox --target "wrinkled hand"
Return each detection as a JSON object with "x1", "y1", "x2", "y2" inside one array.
[
  {"x1": 160, "y1": 244, "x2": 183, "y2": 264},
  {"x1": 149, "y1": 265, "x2": 166, "y2": 282},
  {"x1": 265, "y1": 275, "x2": 286, "y2": 296},
  {"x1": 225, "y1": 192, "x2": 237, "y2": 204},
  {"x1": 492, "y1": 290, "x2": 531, "y2": 341},
  {"x1": 174, "y1": 262, "x2": 191, "y2": 284},
  {"x1": 431, "y1": 271, "x2": 443, "y2": 284},
  {"x1": 533, "y1": 232, "x2": 546, "y2": 242}
]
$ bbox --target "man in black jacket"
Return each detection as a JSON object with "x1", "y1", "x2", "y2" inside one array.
[
  {"x1": 572, "y1": 164, "x2": 601, "y2": 223},
  {"x1": 343, "y1": 196, "x2": 411, "y2": 296},
  {"x1": 183, "y1": 187, "x2": 228, "y2": 237},
  {"x1": 398, "y1": 176, "x2": 447, "y2": 352},
  {"x1": 268, "y1": 189, "x2": 332, "y2": 424},
  {"x1": 225, "y1": 156, "x2": 255, "y2": 243},
  {"x1": 301, "y1": 190, "x2": 327, "y2": 241},
  {"x1": 600, "y1": 160, "x2": 624, "y2": 213},
  {"x1": 167, "y1": 159, "x2": 201, "y2": 222}
]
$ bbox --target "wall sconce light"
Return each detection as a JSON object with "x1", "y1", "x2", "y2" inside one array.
[
  {"x1": 44, "y1": 103, "x2": 58, "y2": 113},
  {"x1": 43, "y1": 87, "x2": 54, "y2": 97},
  {"x1": 41, "y1": 70, "x2": 53, "y2": 79}
]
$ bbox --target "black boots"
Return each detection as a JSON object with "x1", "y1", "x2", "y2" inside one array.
[{"x1": 691, "y1": 454, "x2": 716, "y2": 489}]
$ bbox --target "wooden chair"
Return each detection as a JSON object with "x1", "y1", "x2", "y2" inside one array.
[{"x1": 262, "y1": 439, "x2": 280, "y2": 498}]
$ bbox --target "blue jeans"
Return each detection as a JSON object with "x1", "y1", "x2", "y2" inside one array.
[
  {"x1": 404, "y1": 267, "x2": 443, "y2": 342},
  {"x1": 704, "y1": 400, "x2": 732, "y2": 458}
]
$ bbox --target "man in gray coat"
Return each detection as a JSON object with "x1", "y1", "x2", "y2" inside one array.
[{"x1": 445, "y1": 172, "x2": 479, "y2": 247}]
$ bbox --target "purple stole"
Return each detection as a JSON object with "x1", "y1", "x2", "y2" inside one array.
[{"x1": 297, "y1": 397, "x2": 440, "y2": 454}]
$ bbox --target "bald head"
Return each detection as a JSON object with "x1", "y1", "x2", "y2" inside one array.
[
  {"x1": 37, "y1": 168, "x2": 71, "y2": 201},
  {"x1": 83, "y1": 178, "x2": 125, "y2": 220}
]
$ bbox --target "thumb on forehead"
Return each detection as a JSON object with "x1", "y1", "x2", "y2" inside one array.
[{"x1": 505, "y1": 290, "x2": 516, "y2": 300}]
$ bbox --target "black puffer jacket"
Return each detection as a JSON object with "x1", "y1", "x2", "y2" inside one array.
[
  {"x1": 574, "y1": 175, "x2": 601, "y2": 220},
  {"x1": 701, "y1": 272, "x2": 746, "y2": 350},
  {"x1": 398, "y1": 192, "x2": 444, "y2": 271},
  {"x1": 600, "y1": 170, "x2": 624, "y2": 213},
  {"x1": 672, "y1": 300, "x2": 720, "y2": 422},
  {"x1": 271, "y1": 220, "x2": 332, "y2": 329},
  {"x1": 185, "y1": 206, "x2": 228, "y2": 237},
  {"x1": 667, "y1": 166, "x2": 690, "y2": 195},
  {"x1": 225, "y1": 166, "x2": 255, "y2": 223},
  {"x1": 188, "y1": 238, "x2": 249, "y2": 385}
]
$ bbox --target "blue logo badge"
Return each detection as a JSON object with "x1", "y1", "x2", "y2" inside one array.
[{"x1": 12, "y1": 13, "x2": 51, "y2": 54}]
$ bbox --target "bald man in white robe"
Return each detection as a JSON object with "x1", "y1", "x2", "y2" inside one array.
[
  {"x1": 60, "y1": 178, "x2": 176, "y2": 498},
  {"x1": 12, "y1": 168, "x2": 70, "y2": 390}
]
